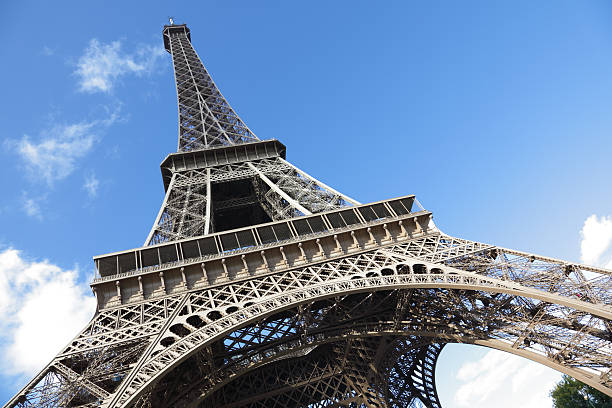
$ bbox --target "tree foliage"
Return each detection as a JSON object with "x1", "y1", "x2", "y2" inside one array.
[{"x1": 550, "y1": 375, "x2": 612, "y2": 408}]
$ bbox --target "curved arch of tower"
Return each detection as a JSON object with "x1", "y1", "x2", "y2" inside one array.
[{"x1": 5, "y1": 21, "x2": 611, "y2": 408}]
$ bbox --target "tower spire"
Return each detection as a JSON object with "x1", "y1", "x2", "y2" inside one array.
[
  {"x1": 162, "y1": 24, "x2": 259, "y2": 151},
  {"x1": 145, "y1": 24, "x2": 357, "y2": 245}
]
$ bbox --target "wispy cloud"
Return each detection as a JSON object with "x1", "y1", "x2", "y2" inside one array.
[
  {"x1": 21, "y1": 192, "x2": 44, "y2": 220},
  {"x1": 0, "y1": 248, "x2": 95, "y2": 378},
  {"x1": 580, "y1": 214, "x2": 612, "y2": 268},
  {"x1": 454, "y1": 349, "x2": 560, "y2": 408},
  {"x1": 83, "y1": 174, "x2": 100, "y2": 198},
  {"x1": 75, "y1": 39, "x2": 165, "y2": 93},
  {"x1": 10, "y1": 111, "x2": 118, "y2": 186},
  {"x1": 41, "y1": 46, "x2": 55, "y2": 56}
]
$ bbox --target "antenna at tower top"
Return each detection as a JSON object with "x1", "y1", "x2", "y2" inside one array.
[{"x1": 169, "y1": 17, "x2": 175, "y2": 25}]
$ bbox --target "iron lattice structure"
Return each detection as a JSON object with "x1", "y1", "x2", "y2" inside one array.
[{"x1": 5, "y1": 22, "x2": 612, "y2": 408}]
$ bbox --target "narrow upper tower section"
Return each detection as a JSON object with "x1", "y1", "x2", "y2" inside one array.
[
  {"x1": 144, "y1": 21, "x2": 357, "y2": 247},
  {"x1": 163, "y1": 22, "x2": 259, "y2": 151}
]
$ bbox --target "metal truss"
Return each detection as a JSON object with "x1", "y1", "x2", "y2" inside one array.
[
  {"x1": 5, "y1": 21, "x2": 611, "y2": 408},
  {"x1": 167, "y1": 25, "x2": 258, "y2": 150},
  {"x1": 7, "y1": 232, "x2": 611, "y2": 407},
  {"x1": 145, "y1": 157, "x2": 357, "y2": 245}
]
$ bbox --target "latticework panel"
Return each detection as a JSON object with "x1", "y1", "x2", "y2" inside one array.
[
  {"x1": 146, "y1": 172, "x2": 210, "y2": 245},
  {"x1": 167, "y1": 30, "x2": 258, "y2": 150},
  {"x1": 145, "y1": 157, "x2": 357, "y2": 245}
]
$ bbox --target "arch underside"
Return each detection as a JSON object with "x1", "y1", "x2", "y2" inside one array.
[
  {"x1": 198, "y1": 339, "x2": 443, "y2": 408},
  {"x1": 133, "y1": 280, "x2": 611, "y2": 408},
  {"x1": 139, "y1": 289, "x2": 451, "y2": 408},
  {"x1": 6, "y1": 235, "x2": 612, "y2": 408},
  {"x1": 117, "y1": 237, "x2": 610, "y2": 408}
]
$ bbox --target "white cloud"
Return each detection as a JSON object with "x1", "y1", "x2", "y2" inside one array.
[
  {"x1": 42, "y1": 46, "x2": 55, "y2": 56},
  {"x1": 0, "y1": 248, "x2": 95, "y2": 378},
  {"x1": 83, "y1": 174, "x2": 100, "y2": 198},
  {"x1": 454, "y1": 349, "x2": 560, "y2": 408},
  {"x1": 10, "y1": 112, "x2": 117, "y2": 185},
  {"x1": 22, "y1": 193, "x2": 43, "y2": 220},
  {"x1": 75, "y1": 39, "x2": 165, "y2": 93},
  {"x1": 580, "y1": 214, "x2": 612, "y2": 268}
]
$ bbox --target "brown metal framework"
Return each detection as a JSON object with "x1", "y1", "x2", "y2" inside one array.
[{"x1": 4, "y1": 21, "x2": 611, "y2": 408}]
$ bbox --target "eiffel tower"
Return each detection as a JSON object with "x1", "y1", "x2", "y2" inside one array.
[{"x1": 5, "y1": 21, "x2": 612, "y2": 408}]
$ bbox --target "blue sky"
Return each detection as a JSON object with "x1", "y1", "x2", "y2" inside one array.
[{"x1": 2, "y1": 1, "x2": 612, "y2": 406}]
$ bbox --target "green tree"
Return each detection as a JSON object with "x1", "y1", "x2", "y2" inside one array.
[{"x1": 550, "y1": 375, "x2": 612, "y2": 408}]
